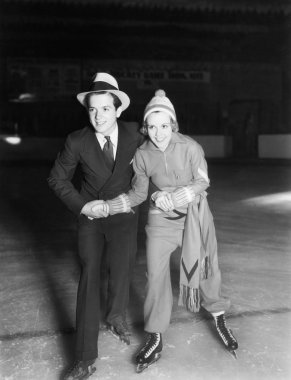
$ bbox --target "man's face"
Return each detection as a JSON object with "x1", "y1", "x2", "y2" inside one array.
[
  {"x1": 146, "y1": 111, "x2": 173, "y2": 151},
  {"x1": 87, "y1": 93, "x2": 122, "y2": 135}
]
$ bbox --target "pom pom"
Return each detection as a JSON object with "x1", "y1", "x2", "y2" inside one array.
[{"x1": 155, "y1": 89, "x2": 166, "y2": 97}]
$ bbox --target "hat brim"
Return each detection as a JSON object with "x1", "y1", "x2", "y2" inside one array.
[{"x1": 77, "y1": 90, "x2": 130, "y2": 111}]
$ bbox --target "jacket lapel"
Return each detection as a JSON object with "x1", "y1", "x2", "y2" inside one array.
[
  {"x1": 81, "y1": 123, "x2": 134, "y2": 190},
  {"x1": 82, "y1": 127, "x2": 112, "y2": 178},
  {"x1": 102, "y1": 122, "x2": 133, "y2": 188}
]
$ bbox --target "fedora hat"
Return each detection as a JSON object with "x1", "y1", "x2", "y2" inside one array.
[{"x1": 77, "y1": 72, "x2": 130, "y2": 111}]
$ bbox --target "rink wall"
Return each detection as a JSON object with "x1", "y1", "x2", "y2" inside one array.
[
  {"x1": 0, "y1": 135, "x2": 290, "y2": 160},
  {"x1": 190, "y1": 135, "x2": 233, "y2": 158},
  {"x1": 258, "y1": 135, "x2": 291, "y2": 159}
]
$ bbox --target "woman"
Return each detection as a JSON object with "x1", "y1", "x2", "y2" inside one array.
[{"x1": 95, "y1": 89, "x2": 238, "y2": 372}]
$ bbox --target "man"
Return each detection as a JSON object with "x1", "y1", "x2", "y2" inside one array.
[{"x1": 48, "y1": 73, "x2": 143, "y2": 380}]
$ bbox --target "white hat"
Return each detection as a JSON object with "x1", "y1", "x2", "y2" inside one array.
[
  {"x1": 143, "y1": 89, "x2": 176, "y2": 122},
  {"x1": 77, "y1": 72, "x2": 130, "y2": 111}
]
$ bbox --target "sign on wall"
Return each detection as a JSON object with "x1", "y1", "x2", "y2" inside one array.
[
  {"x1": 7, "y1": 59, "x2": 211, "y2": 100},
  {"x1": 83, "y1": 66, "x2": 211, "y2": 88}
]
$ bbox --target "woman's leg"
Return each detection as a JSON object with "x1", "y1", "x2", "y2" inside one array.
[
  {"x1": 199, "y1": 218, "x2": 230, "y2": 313},
  {"x1": 144, "y1": 214, "x2": 184, "y2": 333}
]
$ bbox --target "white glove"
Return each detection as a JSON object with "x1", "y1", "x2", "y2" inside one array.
[{"x1": 153, "y1": 191, "x2": 175, "y2": 212}]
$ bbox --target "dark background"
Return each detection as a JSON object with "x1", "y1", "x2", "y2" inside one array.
[{"x1": 0, "y1": 0, "x2": 290, "y2": 156}]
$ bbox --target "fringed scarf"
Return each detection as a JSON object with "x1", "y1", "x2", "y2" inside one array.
[{"x1": 178, "y1": 193, "x2": 218, "y2": 312}]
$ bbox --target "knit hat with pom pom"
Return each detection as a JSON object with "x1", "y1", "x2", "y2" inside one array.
[{"x1": 143, "y1": 89, "x2": 176, "y2": 122}]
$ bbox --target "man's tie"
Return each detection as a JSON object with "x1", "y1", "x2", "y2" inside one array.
[{"x1": 103, "y1": 135, "x2": 115, "y2": 171}]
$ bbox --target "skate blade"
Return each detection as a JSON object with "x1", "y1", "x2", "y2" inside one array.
[
  {"x1": 81, "y1": 365, "x2": 96, "y2": 379},
  {"x1": 228, "y1": 350, "x2": 238, "y2": 360},
  {"x1": 107, "y1": 326, "x2": 130, "y2": 345},
  {"x1": 136, "y1": 363, "x2": 148, "y2": 373},
  {"x1": 88, "y1": 365, "x2": 97, "y2": 375},
  {"x1": 120, "y1": 336, "x2": 130, "y2": 345},
  {"x1": 136, "y1": 353, "x2": 161, "y2": 373}
]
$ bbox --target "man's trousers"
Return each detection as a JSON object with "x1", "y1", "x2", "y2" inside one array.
[{"x1": 75, "y1": 211, "x2": 138, "y2": 361}]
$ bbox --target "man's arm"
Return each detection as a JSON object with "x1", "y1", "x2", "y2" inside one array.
[
  {"x1": 90, "y1": 149, "x2": 149, "y2": 217},
  {"x1": 47, "y1": 134, "x2": 87, "y2": 215}
]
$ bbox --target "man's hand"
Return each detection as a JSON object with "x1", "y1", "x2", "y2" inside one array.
[
  {"x1": 81, "y1": 200, "x2": 109, "y2": 219},
  {"x1": 154, "y1": 191, "x2": 175, "y2": 212}
]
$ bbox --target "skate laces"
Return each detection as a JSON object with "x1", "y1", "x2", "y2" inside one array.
[
  {"x1": 215, "y1": 315, "x2": 236, "y2": 345},
  {"x1": 143, "y1": 333, "x2": 161, "y2": 359}
]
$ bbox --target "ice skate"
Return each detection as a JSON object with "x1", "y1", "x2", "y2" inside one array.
[
  {"x1": 107, "y1": 320, "x2": 131, "y2": 345},
  {"x1": 62, "y1": 360, "x2": 96, "y2": 380},
  {"x1": 213, "y1": 314, "x2": 238, "y2": 359},
  {"x1": 136, "y1": 333, "x2": 162, "y2": 373}
]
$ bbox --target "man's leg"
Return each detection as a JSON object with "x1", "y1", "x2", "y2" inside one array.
[
  {"x1": 104, "y1": 213, "x2": 138, "y2": 342},
  {"x1": 62, "y1": 217, "x2": 104, "y2": 379},
  {"x1": 75, "y1": 217, "x2": 104, "y2": 361}
]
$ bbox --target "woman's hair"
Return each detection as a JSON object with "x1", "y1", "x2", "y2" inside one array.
[
  {"x1": 140, "y1": 113, "x2": 179, "y2": 135},
  {"x1": 84, "y1": 91, "x2": 122, "y2": 110}
]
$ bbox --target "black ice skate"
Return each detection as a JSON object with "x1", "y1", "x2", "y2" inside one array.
[
  {"x1": 107, "y1": 320, "x2": 131, "y2": 345},
  {"x1": 213, "y1": 314, "x2": 238, "y2": 359},
  {"x1": 62, "y1": 360, "x2": 96, "y2": 380},
  {"x1": 136, "y1": 333, "x2": 163, "y2": 373}
]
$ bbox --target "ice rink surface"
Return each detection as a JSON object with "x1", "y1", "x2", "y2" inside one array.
[{"x1": 0, "y1": 160, "x2": 290, "y2": 380}]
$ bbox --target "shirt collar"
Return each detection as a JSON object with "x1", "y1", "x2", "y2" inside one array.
[{"x1": 96, "y1": 123, "x2": 118, "y2": 147}]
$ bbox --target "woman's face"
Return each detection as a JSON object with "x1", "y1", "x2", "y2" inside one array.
[{"x1": 146, "y1": 112, "x2": 173, "y2": 151}]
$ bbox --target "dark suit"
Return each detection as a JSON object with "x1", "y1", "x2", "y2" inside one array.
[{"x1": 48, "y1": 121, "x2": 143, "y2": 361}]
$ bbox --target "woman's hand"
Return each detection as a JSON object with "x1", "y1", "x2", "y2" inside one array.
[{"x1": 154, "y1": 191, "x2": 175, "y2": 212}]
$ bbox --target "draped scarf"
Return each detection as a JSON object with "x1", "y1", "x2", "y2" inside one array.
[{"x1": 178, "y1": 193, "x2": 218, "y2": 312}]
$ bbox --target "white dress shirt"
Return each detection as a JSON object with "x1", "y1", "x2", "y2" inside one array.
[{"x1": 96, "y1": 124, "x2": 118, "y2": 160}]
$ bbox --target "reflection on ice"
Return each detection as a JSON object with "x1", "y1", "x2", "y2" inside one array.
[{"x1": 242, "y1": 192, "x2": 291, "y2": 210}]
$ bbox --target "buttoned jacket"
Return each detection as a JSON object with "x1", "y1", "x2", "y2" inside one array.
[{"x1": 48, "y1": 121, "x2": 143, "y2": 215}]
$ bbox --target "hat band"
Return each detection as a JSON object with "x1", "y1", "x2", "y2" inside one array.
[
  {"x1": 144, "y1": 104, "x2": 176, "y2": 120},
  {"x1": 89, "y1": 81, "x2": 119, "y2": 92}
]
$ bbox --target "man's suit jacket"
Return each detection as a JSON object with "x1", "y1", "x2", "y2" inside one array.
[{"x1": 48, "y1": 121, "x2": 143, "y2": 216}]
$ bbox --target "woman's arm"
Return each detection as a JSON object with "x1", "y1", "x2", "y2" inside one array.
[
  {"x1": 104, "y1": 149, "x2": 150, "y2": 215},
  {"x1": 170, "y1": 142, "x2": 210, "y2": 208}
]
